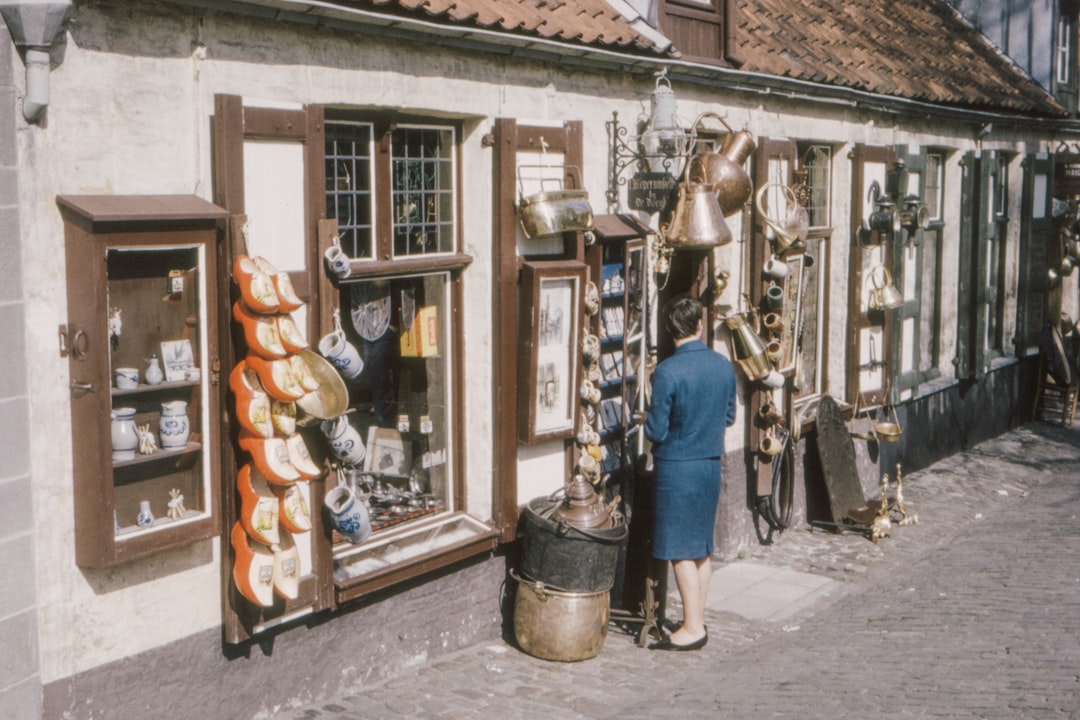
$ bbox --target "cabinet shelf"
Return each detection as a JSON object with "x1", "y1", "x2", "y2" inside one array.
[
  {"x1": 112, "y1": 379, "x2": 200, "y2": 397},
  {"x1": 112, "y1": 442, "x2": 202, "y2": 470}
]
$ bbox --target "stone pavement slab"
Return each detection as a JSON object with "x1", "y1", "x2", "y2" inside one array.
[{"x1": 279, "y1": 422, "x2": 1080, "y2": 720}]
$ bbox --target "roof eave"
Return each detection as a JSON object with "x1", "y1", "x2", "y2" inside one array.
[{"x1": 173, "y1": 0, "x2": 1080, "y2": 133}]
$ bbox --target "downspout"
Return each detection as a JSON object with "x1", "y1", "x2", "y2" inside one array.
[{"x1": 0, "y1": 1, "x2": 72, "y2": 124}]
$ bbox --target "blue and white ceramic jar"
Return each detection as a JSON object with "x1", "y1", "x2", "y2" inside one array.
[{"x1": 159, "y1": 400, "x2": 191, "y2": 449}]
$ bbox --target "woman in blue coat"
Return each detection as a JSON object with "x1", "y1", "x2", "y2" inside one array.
[{"x1": 644, "y1": 295, "x2": 737, "y2": 651}]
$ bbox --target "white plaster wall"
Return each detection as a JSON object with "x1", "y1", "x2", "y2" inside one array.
[{"x1": 15, "y1": 0, "x2": 1056, "y2": 685}]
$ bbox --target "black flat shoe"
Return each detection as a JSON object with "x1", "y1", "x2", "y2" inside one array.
[{"x1": 648, "y1": 631, "x2": 708, "y2": 652}]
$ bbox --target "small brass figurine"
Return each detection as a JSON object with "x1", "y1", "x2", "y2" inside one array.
[
  {"x1": 870, "y1": 473, "x2": 892, "y2": 543},
  {"x1": 892, "y1": 463, "x2": 918, "y2": 526}
]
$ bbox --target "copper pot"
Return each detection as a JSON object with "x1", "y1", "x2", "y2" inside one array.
[{"x1": 664, "y1": 180, "x2": 732, "y2": 249}]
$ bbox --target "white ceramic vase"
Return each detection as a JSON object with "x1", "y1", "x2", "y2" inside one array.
[{"x1": 111, "y1": 407, "x2": 139, "y2": 462}]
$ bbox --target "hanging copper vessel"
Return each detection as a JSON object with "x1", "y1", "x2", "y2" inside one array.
[
  {"x1": 723, "y1": 312, "x2": 771, "y2": 381},
  {"x1": 690, "y1": 129, "x2": 756, "y2": 217},
  {"x1": 664, "y1": 180, "x2": 732, "y2": 249}
]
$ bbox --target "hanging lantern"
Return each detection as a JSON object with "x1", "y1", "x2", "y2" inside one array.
[{"x1": 639, "y1": 70, "x2": 688, "y2": 175}]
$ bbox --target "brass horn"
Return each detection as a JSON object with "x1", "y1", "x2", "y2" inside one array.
[{"x1": 755, "y1": 183, "x2": 808, "y2": 253}]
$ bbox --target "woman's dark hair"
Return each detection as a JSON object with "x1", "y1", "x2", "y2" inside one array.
[{"x1": 664, "y1": 295, "x2": 702, "y2": 340}]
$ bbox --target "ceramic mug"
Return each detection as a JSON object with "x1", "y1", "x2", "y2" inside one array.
[
  {"x1": 324, "y1": 485, "x2": 371, "y2": 544},
  {"x1": 765, "y1": 284, "x2": 785, "y2": 311},
  {"x1": 760, "y1": 369, "x2": 786, "y2": 389},
  {"x1": 763, "y1": 256, "x2": 788, "y2": 280},
  {"x1": 320, "y1": 416, "x2": 366, "y2": 466},
  {"x1": 318, "y1": 330, "x2": 364, "y2": 379},
  {"x1": 766, "y1": 339, "x2": 782, "y2": 364},
  {"x1": 115, "y1": 367, "x2": 140, "y2": 389},
  {"x1": 763, "y1": 312, "x2": 783, "y2": 334},
  {"x1": 760, "y1": 428, "x2": 784, "y2": 456},
  {"x1": 324, "y1": 245, "x2": 351, "y2": 280}
]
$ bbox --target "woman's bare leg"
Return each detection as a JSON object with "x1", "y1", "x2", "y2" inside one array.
[{"x1": 671, "y1": 558, "x2": 708, "y2": 644}]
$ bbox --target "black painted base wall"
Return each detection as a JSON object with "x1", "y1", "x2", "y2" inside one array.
[{"x1": 716, "y1": 358, "x2": 1036, "y2": 560}]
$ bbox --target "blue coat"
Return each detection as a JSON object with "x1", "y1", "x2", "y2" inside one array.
[{"x1": 644, "y1": 339, "x2": 737, "y2": 460}]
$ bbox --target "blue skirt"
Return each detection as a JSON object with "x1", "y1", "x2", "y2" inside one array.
[{"x1": 651, "y1": 457, "x2": 722, "y2": 561}]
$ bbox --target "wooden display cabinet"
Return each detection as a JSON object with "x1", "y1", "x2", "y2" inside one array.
[
  {"x1": 59, "y1": 195, "x2": 227, "y2": 568},
  {"x1": 588, "y1": 215, "x2": 649, "y2": 492}
]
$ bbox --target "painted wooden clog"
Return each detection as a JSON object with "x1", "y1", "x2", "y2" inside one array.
[
  {"x1": 231, "y1": 521, "x2": 275, "y2": 607},
  {"x1": 232, "y1": 254, "x2": 281, "y2": 314},
  {"x1": 233, "y1": 301, "x2": 288, "y2": 359},
  {"x1": 229, "y1": 361, "x2": 274, "y2": 439},
  {"x1": 238, "y1": 463, "x2": 281, "y2": 546}
]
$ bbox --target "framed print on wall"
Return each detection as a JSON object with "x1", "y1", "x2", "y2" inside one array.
[{"x1": 518, "y1": 260, "x2": 586, "y2": 445}]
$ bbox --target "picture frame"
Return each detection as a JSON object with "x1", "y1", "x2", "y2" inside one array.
[
  {"x1": 518, "y1": 260, "x2": 586, "y2": 445},
  {"x1": 776, "y1": 252, "x2": 807, "y2": 375},
  {"x1": 160, "y1": 339, "x2": 195, "y2": 382}
]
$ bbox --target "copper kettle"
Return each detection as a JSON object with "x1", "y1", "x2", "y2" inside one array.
[
  {"x1": 690, "y1": 129, "x2": 756, "y2": 217},
  {"x1": 664, "y1": 179, "x2": 732, "y2": 249},
  {"x1": 553, "y1": 475, "x2": 617, "y2": 530}
]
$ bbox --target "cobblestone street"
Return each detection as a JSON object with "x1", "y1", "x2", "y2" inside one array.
[{"x1": 283, "y1": 422, "x2": 1080, "y2": 720}]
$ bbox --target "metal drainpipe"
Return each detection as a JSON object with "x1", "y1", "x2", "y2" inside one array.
[{"x1": 0, "y1": 1, "x2": 73, "y2": 124}]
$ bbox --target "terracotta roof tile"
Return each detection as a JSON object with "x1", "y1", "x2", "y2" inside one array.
[
  {"x1": 737, "y1": 0, "x2": 1066, "y2": 116},
  {"x1": 324, "y1": 0, "x2": 1061, "y2": 116},
  {"x1": 333, "y1": 0, "x2": 663, "y2": 53}
]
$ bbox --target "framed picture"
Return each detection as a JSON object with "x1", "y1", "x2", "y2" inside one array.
[
  {"x1": 160, "y1": 339, "x2": 194, "y2": 382},
  {"x1": 776, "y1": 252, "x2": 808, "y2": 375},
  {"x1": 518, "y1": 260, "x2": 586, "y2": 445}
]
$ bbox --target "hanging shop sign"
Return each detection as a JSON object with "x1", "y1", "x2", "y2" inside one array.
[
  {"x1": 627, "y1": 172, "x2": 678, "y2": 213},
  {"x1": 1055, "y1": 152, "x2": 1080, "y2": 198}
]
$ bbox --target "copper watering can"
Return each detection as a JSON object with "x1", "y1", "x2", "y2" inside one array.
[
  {"x1": 687, "y1": 114, "x2": 756, "y2": 217},
  {"x1": 664, "y1": 175, "x2": 732, "y2": 249}
]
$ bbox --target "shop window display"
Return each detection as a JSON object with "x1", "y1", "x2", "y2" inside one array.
[{"x1": 321, "y1": 117, "x2": 494, "y2": 596}]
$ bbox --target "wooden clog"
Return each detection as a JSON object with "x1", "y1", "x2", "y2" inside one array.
[
  {"x1": 231, "y1": 521, "x2": 275, "y2": 607},
  {"x1": 229, "y1": 361, "x2": 274, "y2": 439},
  {"x1": 274, "y1": 482, "x2": 312, "y2": 534},
  {"x1": 285, "y1": 432, "x2": 322, "y2": 480},
  {"x1": 273, "y1": 533, "x2": 301, "y2": 600},
  {"x1": 238, "y1": 463, "x2": 281, "y2": 545},
  {"x1": 233, "y1": 301, "x2": 288, "y2": 359},
  {"x1": 252, "y1": 256, "x2": 304, "y2": 313},
  {"x1": 238, "y1": 432, "x2": 302, "y2": 485},
  {"x1": 245, "y1": 354, "x2": 306, "y2": 402},
  {"x1": 232, "y1": 254, "x2": 281, "y2": 314},
  {"x1": 276, "y1": 313, "x2": 309, "y2": 354}
]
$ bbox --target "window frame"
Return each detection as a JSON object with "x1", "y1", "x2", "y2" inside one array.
[
  {"x1": 324, "y1": 113, "x2": 469, "y2": 278},
  {"x1": 320, "y1": 113, "x2": 490, "y2": 605}
]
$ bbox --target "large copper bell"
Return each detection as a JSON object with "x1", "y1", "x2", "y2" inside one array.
[
  {"x1": 697, "y1": 129, "x2": 756, "y2": 216},
  {"x1": 554, "y1": 475, "x2": 614, "y2": 530},
  {"x1": 723, "y1": 311, "x2": 771, "y2": 381},
  {"x1": 665, "y1": 179, "x2": 732, "y2": 249}
]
